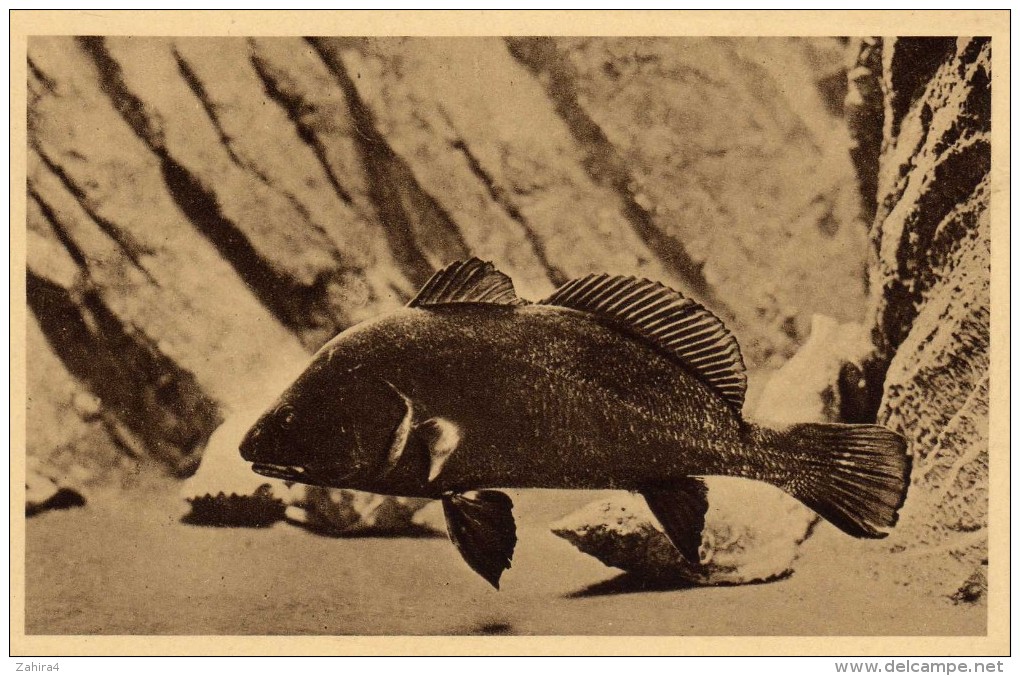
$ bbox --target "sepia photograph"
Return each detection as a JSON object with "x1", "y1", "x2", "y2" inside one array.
[{"x1": 11, "y1": 9, "x2": 1007, "y2": 657}]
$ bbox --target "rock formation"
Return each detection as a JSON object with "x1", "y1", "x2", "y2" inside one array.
[
  {"x1": 866, "y1": 37, "x2": 991, "y2": 602},
  {"x1": 25, "y1": 36, "x2": 991, "y2": 603}
]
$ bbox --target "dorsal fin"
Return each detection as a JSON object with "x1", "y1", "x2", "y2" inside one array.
[
  {"x1": 408, "y1": 258, "x2": 526, "y2": 307},
  {"x1": 542, "y1": 274, "x2": 746, "y2": 410}
]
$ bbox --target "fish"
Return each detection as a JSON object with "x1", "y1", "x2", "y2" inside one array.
[{"x1": 240, "y1": 258, "x2": 911, "y2": 588}]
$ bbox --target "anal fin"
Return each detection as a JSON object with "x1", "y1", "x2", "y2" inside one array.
[
  {"x1": 640, "y1": 478, "x2": 709, "y2": 567},
  {"x1": 442, "y1": 490, "x2": 517, "y2": 589}
]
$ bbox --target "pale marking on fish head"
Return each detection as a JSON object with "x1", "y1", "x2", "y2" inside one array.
[
  {"x1": 418, "y1": 417, "x2": 461, "y2": 483},
  {"x1": 380, "y1": 380, "x2": 415, "y2": 477}
]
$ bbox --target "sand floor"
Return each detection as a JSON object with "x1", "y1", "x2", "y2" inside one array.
[{"x1": 24, "y1": 489, "x2": 985, "y2": 636}]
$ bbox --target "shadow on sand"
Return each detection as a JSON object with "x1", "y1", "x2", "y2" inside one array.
[
  {"x1": 566, "y1": 568, "x2": 796, "y2": 598},
  {"x1": 565, "y1": 573, "x2": 696, "y2": 598},
  {"x1": 285, "y1": 518, "x2": 447, "y2": 540}
]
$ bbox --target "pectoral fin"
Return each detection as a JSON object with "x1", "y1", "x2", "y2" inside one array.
[
  {"x1": 640, "y1": 478, "x2": 709, "y2": 567},
  {"x1": 442, "y1": 490, "x2": 517, "y2": 589},
  {"x1": 417, "y1": 417, "x2": 461, "y2": 482}
]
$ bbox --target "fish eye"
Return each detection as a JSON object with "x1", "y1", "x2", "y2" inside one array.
[{"x1": 276, "y1": 404, "x2": 296, "y2": 428}]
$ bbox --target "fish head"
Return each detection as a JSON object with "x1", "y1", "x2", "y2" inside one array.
[{"x1": 239, "y1": 355, "x2": 411, "y2": 490}]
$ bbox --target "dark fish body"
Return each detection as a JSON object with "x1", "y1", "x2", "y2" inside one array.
[
  {"x1": 310, "y1": 303, "x2": 752, "y2": 494},
  {"x1": 241, "y1": 259, "x2": 911, "y2": 587}
]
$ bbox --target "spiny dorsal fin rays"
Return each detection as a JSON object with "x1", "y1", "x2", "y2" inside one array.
[
  {"x1": 408, "y1": 258, "x2": 526, "y2": 307},
  {"x1": 541, "y1": 274, "x2": 747, "y2": 411}
]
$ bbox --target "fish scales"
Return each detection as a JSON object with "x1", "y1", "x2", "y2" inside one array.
[{"x1": 329, "y1": 303, "x2": 750, "y2": 492}]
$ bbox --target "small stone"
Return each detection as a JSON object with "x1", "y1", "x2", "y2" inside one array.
[
  {"x1": 184, "y1": 491, "x2": 285, "y2": 528},
  {"x1": 296, "y1": 487, "x2": 438, "y2": 536},
  {"x1": 551, "y1": 481, "x2": 813, "y2": 585},
  {"x1": 284, "y1": 505, "x2": 308, "y2": 524},
  {"x1": 951, "y1": 567, "x2": 987, "y2": 604},
  {"x1": 26, "y1": 467, "x2": 86, "y2": 516},
  {"x1": 25, "y1": 469, "x2": 59, "y2": 510},
  {"x1": 70, "y1": 391, "x2": 102, "y2": 419},
  {"x1": 411, "y1": 499, "x2": 447, "y2": 533}
]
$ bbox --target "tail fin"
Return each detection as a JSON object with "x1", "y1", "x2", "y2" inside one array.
[{"x1": 777, "y1": 423, "x2": 911, "y2": 538}]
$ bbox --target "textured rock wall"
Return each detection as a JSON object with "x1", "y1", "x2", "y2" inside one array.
[
  {"x1": 26, "y1": 36, "x2": 864, "y2": 488},
  {"x1": 509, "y1": 37, "x2": 868, "y2": 362},
  {"x1": 864, "y1": 37, "x2": 991, "y2": 601},
  {"x1": 24, "y1": 34, "x2": 993, "y2": 604}
]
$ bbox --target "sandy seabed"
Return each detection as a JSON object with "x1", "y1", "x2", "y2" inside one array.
[{"x1": 25, "y1": 489, "x2": 985, "y2": 637}]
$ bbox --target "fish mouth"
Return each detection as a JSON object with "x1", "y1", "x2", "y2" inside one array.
[
  {"x1": 251, "y1": 459, "x2": 366, "y2": 489},
  {"x1": 251, "y1": 463, "x2": 309, "y2": 482}
]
